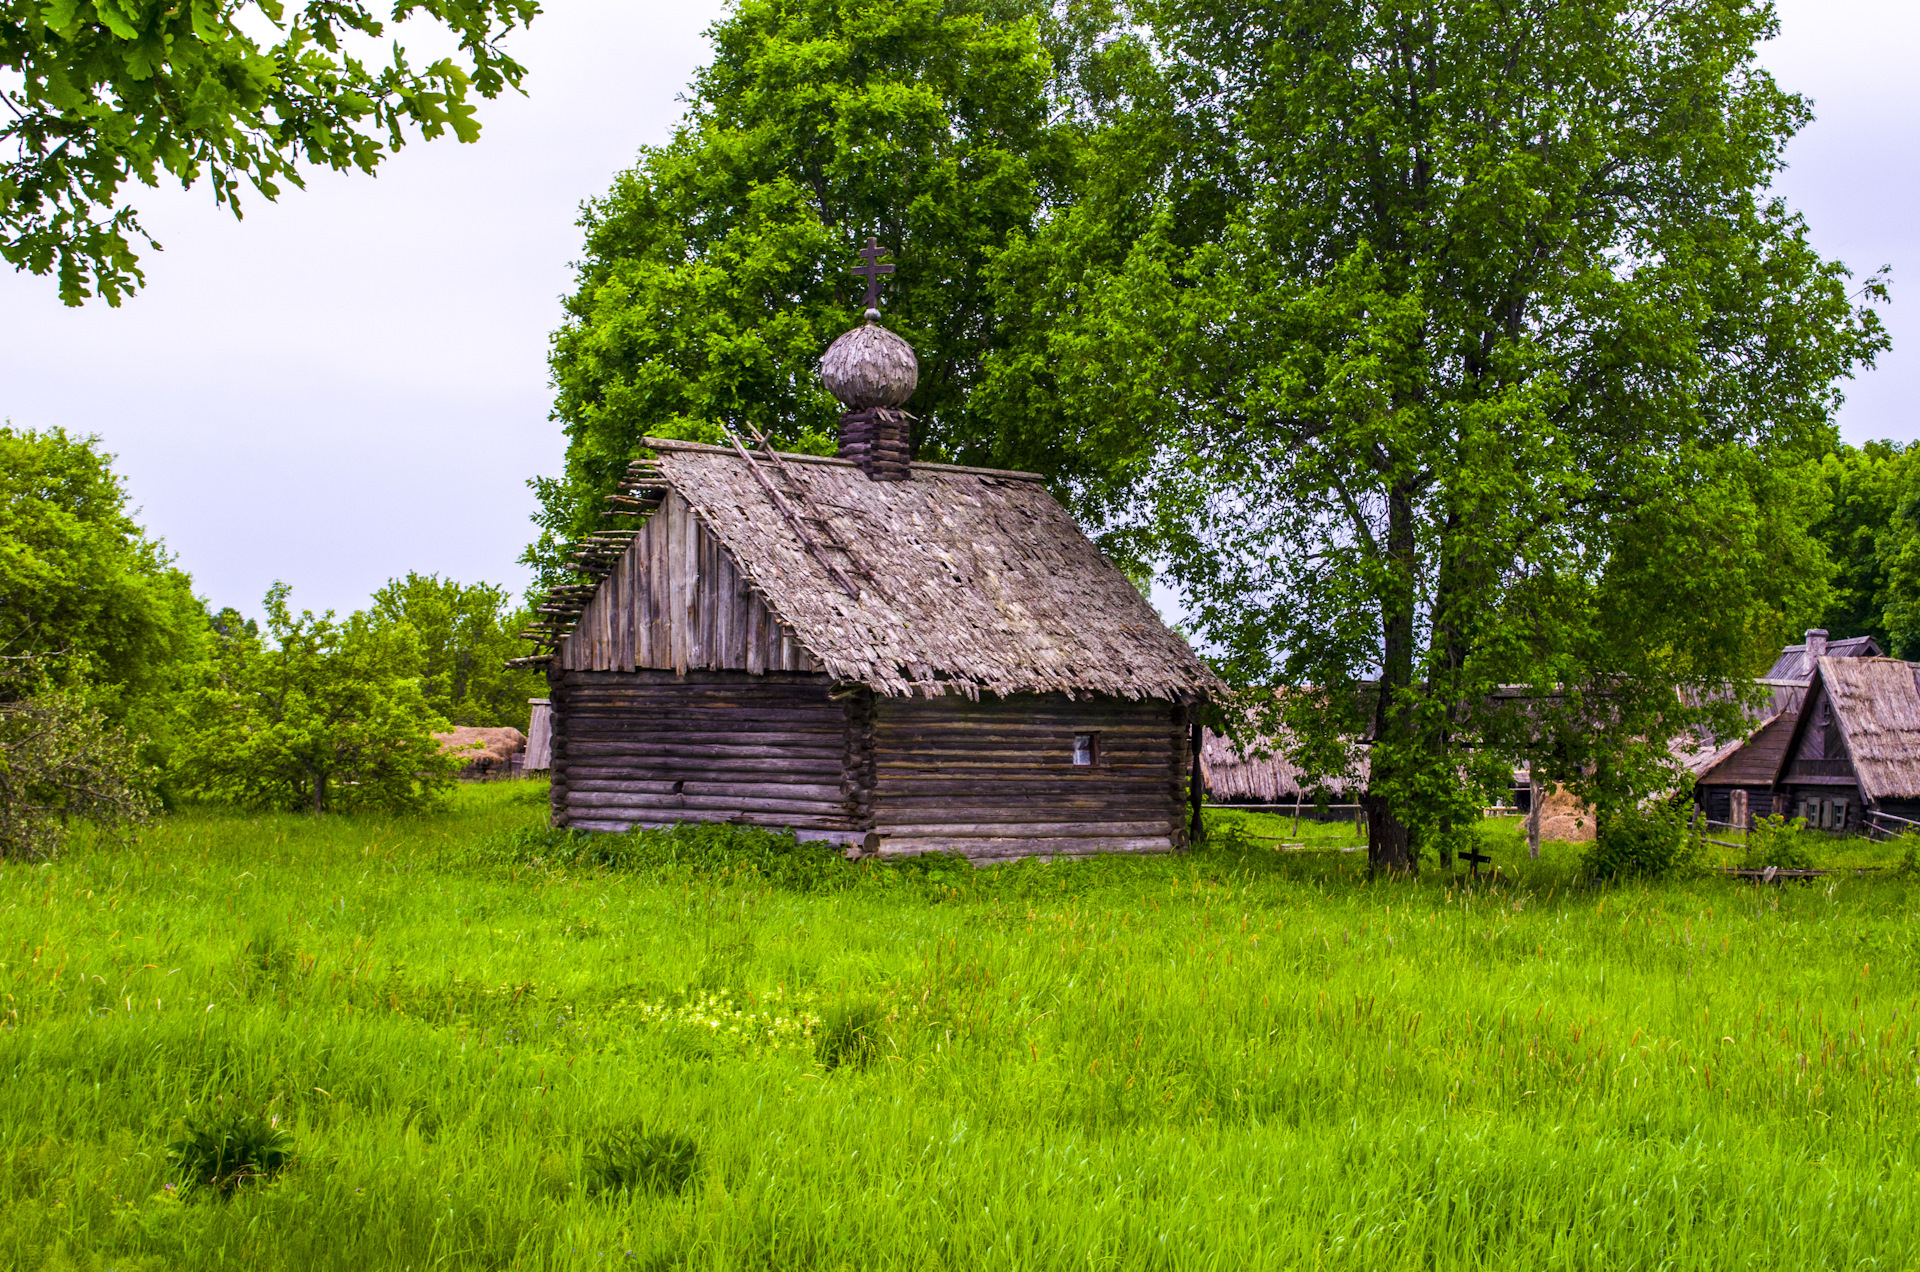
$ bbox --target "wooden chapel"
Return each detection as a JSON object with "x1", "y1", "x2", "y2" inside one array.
[{"x1": 515, "y1": 242, "x2": 1219, "y2": 860}]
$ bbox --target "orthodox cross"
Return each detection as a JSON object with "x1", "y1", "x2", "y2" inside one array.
[{"x1": 851, "y1": 237, "x2": 895, "y2": 311}]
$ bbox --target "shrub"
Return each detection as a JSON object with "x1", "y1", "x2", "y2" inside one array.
[
  {"x1": 0, "y1": 658, "x2": 155, "y2": 860},
  {"x1": 583, "y1": 1127, "x2": 702, "y2": 1197},
  {"x1": 1583, "y1": 803, "x2": 1693, "y2": 882},
  {"x1": 816, "y1": 1003, "x2": 885, "y2": 1070},
  {"x1": 1744, "y1": 815, "x2": 1816, "y2": 871},
  {"x1": 168, "y1": 1107, "x2": 295, "y2": 1197},
  {"x1": 174, "y1": 584, "x2": 459, "y2": 814}
]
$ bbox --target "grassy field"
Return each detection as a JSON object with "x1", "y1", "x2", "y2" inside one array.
[{"x1": 3, "y1": 786, "x2": 1919, "y2": 1270}]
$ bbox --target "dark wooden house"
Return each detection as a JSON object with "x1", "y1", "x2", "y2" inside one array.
[
  {"x1": 1691, "y1": 629, "x2": 1883, "y2": 825},
  {"x1": 518, "y1": 275, "x2": 1218, "y2": 860},
  {"x1": 1772, "y1": 656, "x2": 1920, "y2": 833},
  {"x1": 1691, "y1": 713, "x2": 1799, "y2": 826}
]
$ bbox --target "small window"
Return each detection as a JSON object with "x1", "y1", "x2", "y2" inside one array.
[{"x1": 1072, "y1": 733, "x2": 1099, "y2": 766}]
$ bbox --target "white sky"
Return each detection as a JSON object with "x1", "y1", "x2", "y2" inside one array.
[{"x1": 1, "y1": 0, "x2": 1913, "y2": 620}]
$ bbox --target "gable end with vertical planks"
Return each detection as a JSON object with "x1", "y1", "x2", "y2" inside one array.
[{"x1": 557, "y1": 490, "x2": 818, "y2": 676}]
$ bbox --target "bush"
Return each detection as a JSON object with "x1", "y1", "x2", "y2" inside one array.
[
  {"x1": 1744, "y1": 815, "x2": 1816, "y2": 871},
  {"x1": 168, "y1": 1107, "x2": 295, "y2": 1197},
  {"x1": 174, "y1": 584, "x2": 459, "y2": 814},
  {"x1": 0, "y1": 659, "x2": 155, "y2": 860},
  {"x1": 583, "y1": 1127, "x2": 701, "y2": 1197},
  {"x1": 1583, "y1": 803, "x2": 1694, "y2": 882}
]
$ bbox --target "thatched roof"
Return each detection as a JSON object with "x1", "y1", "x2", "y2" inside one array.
[
  {"x1": 1200, "y1": 726, "x2": 1367, "y2": 802},
  {"x1": 528, "y1": 439, "x2": 1219, "y2": 703},
  {"x1": 1797, "y1": 656, "x2": 1920, "y2": 802}
]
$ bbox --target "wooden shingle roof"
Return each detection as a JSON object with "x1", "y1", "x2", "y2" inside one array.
[{"x1": 525, "y1": 439, "x2": 1220, "y2": 703}]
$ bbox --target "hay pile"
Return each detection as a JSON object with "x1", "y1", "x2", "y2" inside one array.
[
  {"x1": 433, "y1": 726, "x2": 527, "y2": 777},
  {"x1": 1533, "y1": 784, "x2": 1595, "y2": 842}
]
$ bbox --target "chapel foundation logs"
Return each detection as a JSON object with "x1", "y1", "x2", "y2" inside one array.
[
  {"x1": 551, "y1": 670, "x2": 858, "y2": 834},
  {"x1": 546, "y1": 669, "x2": 1193, "y2": 857}
]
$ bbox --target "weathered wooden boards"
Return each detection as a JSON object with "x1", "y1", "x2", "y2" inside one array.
[
  {"x1": 557, "y1": 491, "x2": 817, "y2": 677},
  {"x1": 525, "y1": 698, "x2": 552, "y2": 770}
]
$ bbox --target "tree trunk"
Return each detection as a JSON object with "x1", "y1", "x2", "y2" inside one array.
[
  {"x1": 1366, "y1": 480, "x2": 1421, "y2": 875},
  {"x1": 1364, "y1": 791, "x2": 1415, "y2": 873}
]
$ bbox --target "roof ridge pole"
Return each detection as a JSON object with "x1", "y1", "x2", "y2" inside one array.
[{"x1": 718, "y1": 424, "x2": 864, "y2": 599}]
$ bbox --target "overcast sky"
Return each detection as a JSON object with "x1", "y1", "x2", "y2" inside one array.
[{"x1": 1, "y1": 0, "x2": 1914, "y2": 621}]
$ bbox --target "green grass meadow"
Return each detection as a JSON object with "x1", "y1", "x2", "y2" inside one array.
[{"x1": 4, "y1": 786, "x2": 1919, "y2": 1270}]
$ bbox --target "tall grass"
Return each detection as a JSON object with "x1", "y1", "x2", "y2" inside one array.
[{"x1": 2, "y1": 785, "x2": 1917, "y2": 1269}]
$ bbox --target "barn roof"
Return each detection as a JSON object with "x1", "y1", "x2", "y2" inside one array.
[
  {"x1": 528, "y1": 439, "x2": 1220, "y2": 702},
  {"x1": 1793, "y1": 656, "x2": 1920, "y2": 803},
  {"x1": 1695, "y1": 710, "x2": 1798, "y2": 787},
  {"x1": 1766, "y1": 634, "x2": 1882, "y2": 681}
]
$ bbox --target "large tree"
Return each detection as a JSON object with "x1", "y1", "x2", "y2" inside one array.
[
  {"x1": 3, "y1": 0, "x2": 537, "y2": 305},
  {"x1": 1048, "y1": 0, "x2": 1885, "y2": 870},
  {"x1": 529, "y1": 0, "x2": 1113, "y2": 587},
  {"x1": 1803, "y1": 441, "x2": 1909, "y2": 652},
  {"x1": 0, "y1": 426, "x2": 204, "y2": 763}
]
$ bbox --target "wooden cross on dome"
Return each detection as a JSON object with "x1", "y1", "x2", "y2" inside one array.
[{"x1": 852, "y1": 237, "x2": 895, "y2": 311}]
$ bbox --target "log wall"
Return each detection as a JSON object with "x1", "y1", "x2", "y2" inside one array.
[
  {"x1": 868, "y1": 691, "x2": 1189, "y2": 860},
  {"x1": 546, "y1": 669, "x2": 1193, "y2": 860},
  {"x1": 548, "y1": 669, "x2": 865, "y2": 837},
  {"x1": 558, "y1": 491, "x2": 818, "y2": 676}
]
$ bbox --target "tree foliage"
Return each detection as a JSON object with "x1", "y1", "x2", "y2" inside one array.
[
  {"x1": 530, "y1": 0, "x2": 1095, "y2": 586},
  {"x1": 176, "y1": 584, "x2": 456, "y2": 813},
  {"x1": 1044, "y1": 0, "x2": 1886, "y2": 869},
  {"x1": 370, "y1": 571, "x2": 541, "y2": 729},
  {"x1": 2, "y1": 0, "x2": 538, "y2": 305},
  {"x1": 1804, "y1": 441, "x2": 1908, "y2": 652},
  {"x1": 0, "y1": 426, "x2": 204, "y2": 763}
]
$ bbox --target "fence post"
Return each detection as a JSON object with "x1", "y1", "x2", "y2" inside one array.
[{"x1": 1527, "y1": 767, "x2": 1542, "y2": 859}]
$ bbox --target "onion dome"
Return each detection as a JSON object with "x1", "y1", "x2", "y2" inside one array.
[{"x1": 821, "y1": 318, "x2": 918, "y2": 410}]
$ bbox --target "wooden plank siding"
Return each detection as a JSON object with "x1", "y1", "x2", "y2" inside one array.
[
  {"x1": 868, "y1": 692, "x2": 1190, "y2": 860},
  {"x1": 550, "y1": 670, "x2": 867, "y2": 837},
  {"x1": 557, "y1": 491, "x2": 818, "y2": 675}
]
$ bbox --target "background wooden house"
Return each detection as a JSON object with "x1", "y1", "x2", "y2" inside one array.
[
  {"x1": 1773, "y1": 656, "x2": 1920, "y2": 833},
  {"x1": 1199, "y1": 724, "x2": 1367, "y2": 809},
  {"x1": 517, "y1": 295, "x2": 1218, "y2": 860},
  {"x1": 1692, "y1": 629, "x2": 1883, "y2": 825}
]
